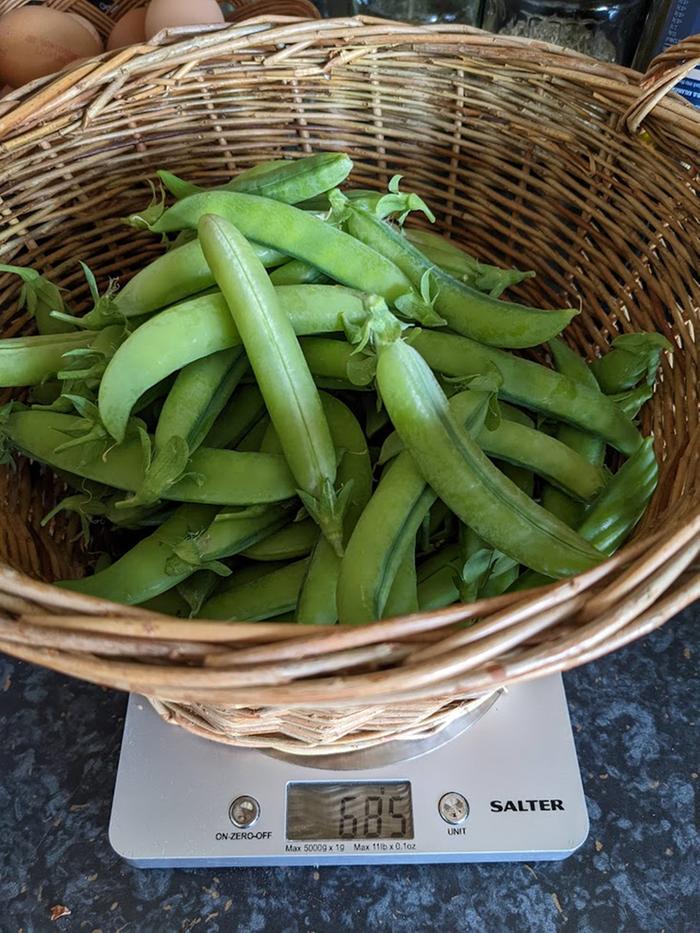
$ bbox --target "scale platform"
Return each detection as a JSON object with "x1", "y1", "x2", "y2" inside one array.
[{"x1": 109, "y1": 674, "x2": 588, "y2": 867}]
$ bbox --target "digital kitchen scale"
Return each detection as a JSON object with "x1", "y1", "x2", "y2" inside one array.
[{"x1": 109, "y1": 674, "x2": 588, "y2": 867}]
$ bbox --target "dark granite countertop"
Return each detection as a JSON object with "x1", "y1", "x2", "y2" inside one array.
[{"x1": 1, "y1": 605, "x2": 697, "y2": 933}]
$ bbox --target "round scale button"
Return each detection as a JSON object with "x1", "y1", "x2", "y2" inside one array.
[
  {"x1": 438, "y1": 792, "x2": 469, "y2": 825},
  {"x1": 229, "y1": 795, "x2": 260, "y2": 828}
]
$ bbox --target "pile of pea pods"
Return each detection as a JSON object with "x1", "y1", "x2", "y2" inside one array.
[{"x1": 0, "y1": 152, "x2": 671, "y2": 622}]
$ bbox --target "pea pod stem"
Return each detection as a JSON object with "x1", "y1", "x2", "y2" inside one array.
[
  {"x1": 410, "y1": 328, "x2": 642, "y2": 456},
  {"x1": 0, "y1": 264, "x2": 74, "y2": 335},
  {"x1": 198, "y1": 214, "x2": 343, "y2": 554},
  {"x1": 98, "y1": 285, "x2": 367, "y2": 443}
]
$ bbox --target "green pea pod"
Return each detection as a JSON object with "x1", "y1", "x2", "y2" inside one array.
[
  {"x1": 98, "y1": 285, "x2": 366, "y2": 443},
  {"x1": 610, "y1": 385, "x2": 654, "y2": 418},
  {"x1": 474, "y1": 463, "x2": 534, "y2": 598},
  {"x1": 591, "y1": 333, "x2": 672, "y2": 394},
  {"x1": 298, "y1": 337, "x2": 376, "y2": 387},
  {"x1": 381, "y1": 388, "x2": 605, "y2": 501},
  {"x1": 410, "y1": 329, "x2": 642, "y2": 456},
  {"x1": 242, "y1": 519, "x2": 319, "y2": 561},
  {"x1": 514, "y1": 438, "x2": 658, "y2": 592},
  {"x1": 0, "y1": 264, "x2": 74, "y2": 335},
  {"x1": 337, "y1": 452, "x2": 436, "y2": 625},
  {"x1": 340, "y1": 198, "x2": 578, "y2": 348},
  {"x1": 203, "y1": 384, "x2": 266, "y2": 450},
  {"x1": 29, "y1": 381, "x2": 62, "y2": 406},
  {"x1": 371, "y1": 318, "x2": 605, "y2": 579},
  {"x1": 419, "y1": 521, "x2": 519, "y2": 609},
  {"x1": 52, "y1": 238, "x2": 287, "y2": 331},
  {"x1": 236, "y1": 416, "x2": 270, "y2": 453},
  {"x1": 0, "y1": 329, "x2": 101, "y2": 387},
  {"x1": 140, "y1": 588, "x2": 191, "y2": 617},
  {"x1": 198, "y1": 214, "x2": 344, "y2": 553},
  {"x1": 140, "y1": 191, "x2": 439, "y2": 323},
  {"x1": 159, "y1": 160, "x2": 289, "y2": 199},
  {"x1": 123, "y1": 347, "x2": 248, "y2": 507},
  {"x1": 3, "y1": 410, "x2": 296, "y2": 505},
  {"x1": 58, "y1": 504, "x2": 216, "y2": 603},
  {"x1": 382, "y1": 542, "x2": 418, "y2": 618},
  {"x1": 166, "y1": 505, "x2": 292, "y2": 575},
  {"x1": 417, "y1": 543, "x2": 462, "y2": 611},
  {"x1": 541, "y1": 338, "x2": 606, "y2": 527},
  {"x1": 297, "y1": 188, "x2": 381, "y2": 212},
  {"x1": 577, "y1": 437, "x2": 658, "y2": 555},
  {"x1": 158, "y1": 348, "x2": 247, "y2": 453},
  {"x1": 401, "y1": 229, "x2": 534, "y2": 297},
  {"x1": 158, "y1": 152, "x2": 353, "y2": 203},
  {"x1": 337, "y1": 390, "x2": 491, "y2": 625},
  {"x1": 296, "y1": 393, "x2": 373, "y2": 625},
  {"x1": 269, "y1": 259, "x2": 327, "y2": 286},
  {"x1": 176, "y1": 570, "x2": 220, "y2": 617},
  {"x1": 215, "y1": 560, "x2": 288, "y2": 593},
  {"x1": 200, "y1": 558, "x2": 310, "y2": 621}
]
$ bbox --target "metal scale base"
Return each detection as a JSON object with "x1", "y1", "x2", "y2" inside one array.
[{"x1": 109, "y1": 674, "x2": 588, "y2": 867}]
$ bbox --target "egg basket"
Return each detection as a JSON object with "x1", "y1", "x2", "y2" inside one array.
[{"x1": 0, "y1": 16, "x2": 698, "y2": 755}]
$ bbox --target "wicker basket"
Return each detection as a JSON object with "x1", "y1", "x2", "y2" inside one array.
[{"x1": 0, "y1": 16, "x2": 698, "y2": 755}]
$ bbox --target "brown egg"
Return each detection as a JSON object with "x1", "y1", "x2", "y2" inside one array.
[
  {"x1": 145, "y1": 0, "x2": 224, "y2": 40},
  {"x1": 107, "y1": 7, "x2": 148, "y2": 51},
  {"x1": 0, "y1": 6, "x2": 103, "y2": 88},
  {"x1": 66, "y1": 12, "x2": 104, "y2": 48}
]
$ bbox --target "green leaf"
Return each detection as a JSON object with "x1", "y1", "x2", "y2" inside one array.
[
  {"x1": 327, "y1": 188, "x2": 352, "y2": 227},
  {"x1": 374, "y1": 175, "x2": 436, "y2": 225},
  {"x1": 116, "y1": 434, "x2": 190, "y2": 509},
  {"x1": 344, "y1": 296, "x2": 406, "y2": 352},
  {"x1": 123, "y1": 181, "x2": 166, "y2": 231},
  {"x1": 456, "y1": 548, "x2": 496, "y2": 603},
  {"x1": 346, "y1": 352, "x2": 377, "y2": 387},
  {"x1": 79, "y1": 261, "x2": 100, "y2": 305},
  {"x1": 157, "y1": 169, "x2": 201, "y2": 200}
]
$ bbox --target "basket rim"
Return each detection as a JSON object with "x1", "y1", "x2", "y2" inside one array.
[{"x1": 1, "y1": 16, "x2": 699, "y2": 146}]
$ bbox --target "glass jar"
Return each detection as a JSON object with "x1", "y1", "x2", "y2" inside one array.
[
  {"x1": 481, "y1": 0, "x2": 651, "y2": 65},
  {"x1": 351, "y1": 0, "x2": 482, "y2": 25}
]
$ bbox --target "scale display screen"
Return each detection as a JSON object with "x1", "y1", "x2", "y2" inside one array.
[{"x1": 286, "y1": 782, "x2": 414, "y2": 840}]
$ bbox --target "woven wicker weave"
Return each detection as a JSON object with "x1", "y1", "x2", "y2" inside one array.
[{"x1": 0, "y1": 17, "x2": 698, "y2": 754}]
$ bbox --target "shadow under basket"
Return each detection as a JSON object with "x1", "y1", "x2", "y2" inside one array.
[{"x1": 0, "y1": 18, "x2": 698, "y2": 754}]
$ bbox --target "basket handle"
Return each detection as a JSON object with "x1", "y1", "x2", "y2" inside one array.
[{"x1": 625, "y1": 34, "x2": 700, "y2": 134}]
